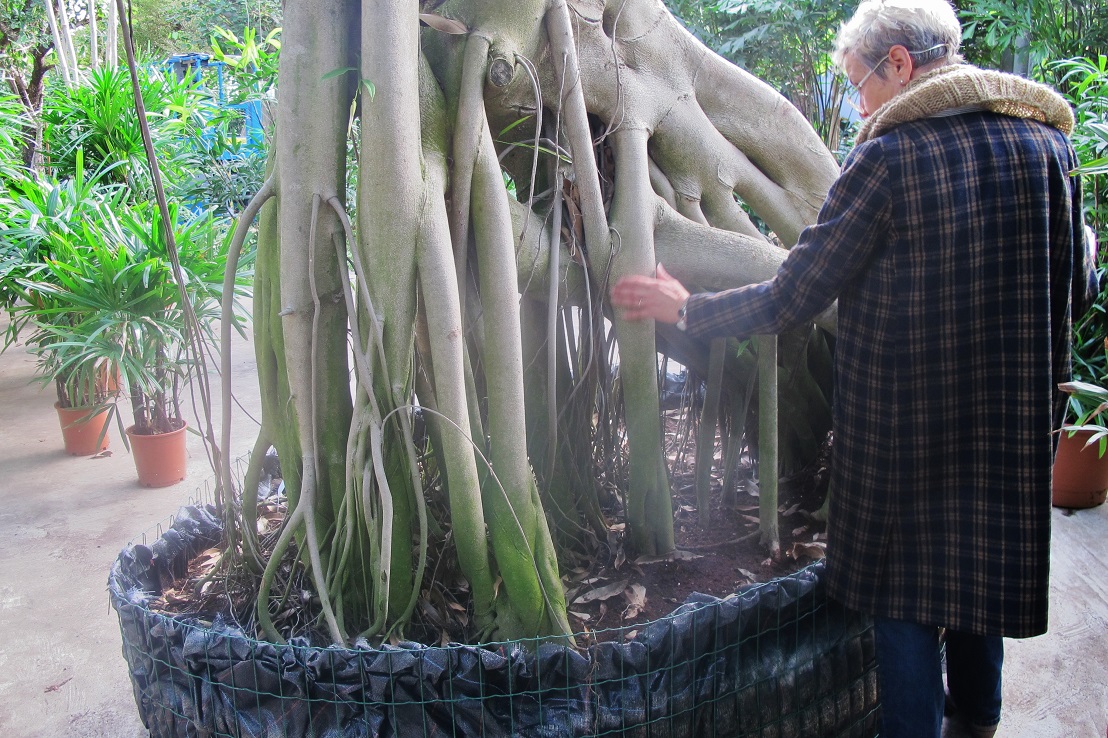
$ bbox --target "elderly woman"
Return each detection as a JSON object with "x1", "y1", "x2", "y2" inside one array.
[{"x1": 611, "y1": 1, "x2": 1094, "y2": 736}]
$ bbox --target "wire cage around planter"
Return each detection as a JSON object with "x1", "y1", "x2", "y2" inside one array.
[{"x1": 109, "y1": 503, "x2": 879, "y2": 738}]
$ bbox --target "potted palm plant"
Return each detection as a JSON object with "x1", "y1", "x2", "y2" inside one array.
[
  {"x1": 3, "y1": 165, "x2": 128, "y2": 455},
  {"x1": 1054, "y1": 247, "x2": 1108, "y2": 508},
  {"x1": 1055, "y1": 379, "x2": 1108, "y2": 508},
  {"x1": 1051, "y1": 57, "x2": 1108, "y2": 507},
  {"x1": 17, "y1": 201, "x2": 249, "y2": 484},
  {"x1": 1056, "y1": 225, "x2": 1107, "y2": 508}
]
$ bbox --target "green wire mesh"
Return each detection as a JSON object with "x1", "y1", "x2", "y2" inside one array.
[{"x1": 111, "y1": 497, "x2": 877, "y2": 738}]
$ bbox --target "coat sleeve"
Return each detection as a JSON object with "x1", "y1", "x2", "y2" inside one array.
[{"x1": 684, "y1": 141, "x2": 892, "y2": 341}]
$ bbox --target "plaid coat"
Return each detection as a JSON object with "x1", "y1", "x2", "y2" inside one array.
[{"x1": 685, "y1": 111, "x2": 1092, "y2": 637}]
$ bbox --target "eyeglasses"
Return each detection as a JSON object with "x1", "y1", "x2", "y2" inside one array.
[
  {"x1": 852, "y1": 53, "x2": 890, "y2": 92},
  {"x1": 849, "y1": 43, "x2": 949, "y2": 92}
]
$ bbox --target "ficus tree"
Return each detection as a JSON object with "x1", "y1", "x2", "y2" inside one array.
[{"x1": 221, "y1": 0, "x2": 839, "y2": 646}]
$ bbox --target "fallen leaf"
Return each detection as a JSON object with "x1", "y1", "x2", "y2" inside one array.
[
  {"x1": 737, "y1": 568, "x2": 757, "y2": 581},
  {"x1": 623, "y1": 583, "x2": 647, "y2": 619},
  {"x1": 792, "y1": 525, "x2": 809, "y2": 536},
  {"x1": 788, "y1": 541, "x2": 827, "y2": 561},
  {"x1": 163, "y1": 590, "x2": 189, "y2": 605},
  {"x1": 573, "y1": 579, "x2": 629, "y2": 605},
  {"x1": 196, "y1": 548, "x2": 221, "y2": 566},
  {"x1": 568, "y1": 611, "x2": 591, "y2": 622},
  {"x1": 624, "y1": 629, "x2": 638, "y2": 641}
]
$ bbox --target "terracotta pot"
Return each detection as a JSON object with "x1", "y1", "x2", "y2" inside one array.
[
  {"x1": 126, "y1": 423, "x2": 188, "y2": 488},
  {"x1": 55, "y1": 402, "x2": 110, "y2": 456},
  {"x1": 1052, "y1": 429, "x2": 1108, "y2": 509}
]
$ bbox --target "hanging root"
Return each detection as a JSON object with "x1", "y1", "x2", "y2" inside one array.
[
  {"x1": 223, "y1": 176, "x2": 277, "y2": 569},
  {"x1": 327, "y1": 196, "x2": 429, "y2": 639}
]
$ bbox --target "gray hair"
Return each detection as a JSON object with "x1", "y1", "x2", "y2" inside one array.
[{"x1": 833, "y1": 0, "x2": 963, "y2": 76}]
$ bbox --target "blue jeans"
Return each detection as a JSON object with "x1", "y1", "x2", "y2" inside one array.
[{"x1": 873, "y1": 616, "x2": 1003, "y2": 738}]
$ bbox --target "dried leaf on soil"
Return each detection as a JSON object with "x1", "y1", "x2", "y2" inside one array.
[
  {"x1": 573, "y1": 579, "x2": 629, "y2": 605},
  {"x1": 623, "y1": 583, "x2": 647, "y2": 619},
  {"x1": 788, "y1": 541, "x2": 827, "y2": 561}
]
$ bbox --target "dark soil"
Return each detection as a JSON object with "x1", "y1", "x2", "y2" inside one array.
[
  {"x1": 562, "y1": 409, "x2": 830, "y2": 639},
  {"x1": 151, "y1": 408, "x2": 831, "y2": 645}
]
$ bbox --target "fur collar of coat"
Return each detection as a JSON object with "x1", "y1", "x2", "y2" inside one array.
[{"x1": 856, "y1": 63, "x2": 1075, "y2": 144}]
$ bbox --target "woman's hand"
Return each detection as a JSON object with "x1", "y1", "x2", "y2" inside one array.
[{"x1": 610, "y1": 263, "x2": 691, "y2": 324}]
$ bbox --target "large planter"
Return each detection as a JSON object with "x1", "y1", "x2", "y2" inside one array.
[
  {"x1": 1053, "y1": 429, "x2": 1108, "y2": 509},
  {"x1": 110, "y1": 505, "x2": 879, "y2": 738},
  {"x1": 55, "y1": 401, "x2": 110, "y2": 456},
  {"x1": 126, "y1": 423, "x2": 188, "y2": 488}
]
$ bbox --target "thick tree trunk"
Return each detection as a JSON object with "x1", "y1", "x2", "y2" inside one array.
[{"x1": 247, "y1": 0, "x2": 837, "y2": 644}]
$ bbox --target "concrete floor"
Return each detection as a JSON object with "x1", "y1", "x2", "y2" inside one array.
[{"x1": 0, "y1": 322, "x2": 1105, "y2": 738}]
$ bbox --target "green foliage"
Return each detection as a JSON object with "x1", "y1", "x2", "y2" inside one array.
[
  {"x1": 126, "y1": 0, "x2": 281, "y2": 59},
  {"x1": 959, "y1": 0, "x2": 1108, "y2": 79},
  {"x1": 1070, "y1": 244, "x2": 1107, "y2": 388},
  {"x1": 1058, "y1": 380, "x2": 1108, "y2": 454},
  {"x1": 163, "y1": 25, "x2": 281, "y2": 217},
  {"x1": 15, "y1": 201, "x2": 251, "y2": 431},
  {"x1": 209, "y1": 25, "x2": 281, "y2": 103},
  {"x1": 0, "y1": 155, "x2": 126, "y2": 408},
  {"x1": 1, "y1": 152, "x2": 127, "y2": 340},
  {"x1": 0, "y1": 93, "x2": 26, "y2": 174},
  {"x1": 38, "y1": 66, "x2": 208, "y2": 196},
  {"x1": 0, "y1": 0, "x2": 49, "y2": 70},
  {"x1": 1053, "y1": 55, "x2": 1108, "y2": 254},
  {"x1": 169, "y1": 131, "x2": 267, "y2": 218},
  {"x1": 36, "y1": 59, "x2": 270, "y2": 218},
  {"x1": 1055, "y1": 56, "x2": 1108, "y2": 176},
  {"x1": 1047, "y1": 56, "x2": 1108, "y2": 427}
]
